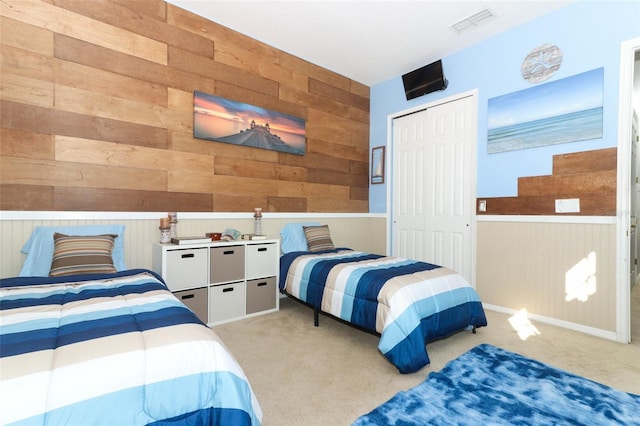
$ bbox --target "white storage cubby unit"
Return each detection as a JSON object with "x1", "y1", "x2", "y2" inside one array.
[{"x1": 152, "y1": 239, "x2": 279, "y2": 326}]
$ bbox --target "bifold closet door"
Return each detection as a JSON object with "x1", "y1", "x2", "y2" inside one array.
[{"x1": 392, "y1": 95, "x2": 475, "y2": 283}]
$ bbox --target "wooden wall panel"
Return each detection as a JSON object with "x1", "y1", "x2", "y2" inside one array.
[
  {"x1": 519, "y1": 170, "x2": 615, "y2": 197},
  {"x1": 477, "y1": 148, "x2": 616, "y2": 216},
  {"x1": 214, "y1": 156, "x2": 306, "y2": 182},
  {"x1": 0, "y1": 129, "x2": 55, "y2": 160},
  {"x1": 54, "y1": 136, "x2": 213, "y2": 172},
  {"x1": 0, "y1": 16, "x2": 53, "y2": 55},
  {"x1": 55, "y1": 60, "x2": 168, "y2": 105},
  {"x1": 55, "y1": 1, "x2": 202, "y2": 54},
  {"x1": 110, "y1": 0, "x2": 167, "y2": 22},
  {"x1": 264, "y1": 196, "x2": 307, "y2": 213},
  {"x1": 167, "y1": 170, "x2": 214, "y2": 194},
  {"x1": 310, "y1": 138, "x2": 368, "y2": 162},
  {"x1": 309, "y1": 78, "x2": 369, "y2": 112},
  {"x1": 53, "y1": 86, "x2": 174, "y2": 129},
  {"x1": 214, "y1": 193, "x2": 271, "y2": 213},
  {"x1": 552, "y1": 147, "x2": 617, "y2": 174},
  {"x1": 51, "y1": 187, "x2": 213, "y2": 212},
  {"x1": 0, "y1": 184, "x2": 54, "y2": 210},
  {"x1": 1, "y1": 73, "x2": 53, "y2": 108},
  {"x1": 3, "y1": 0, "x2": 168, "y2": 64},
  {"x1": 0, "y1": 0, "x2": 369, "y2": 213},
  {"x1": 54, "y1": 35, "x2": 172, "y2": 88},
  {"x1": 1, "y1": 101, "x2": 170, "y2": 149},
  {"x1": 0, "y1": 156, "x2": 167, "y2": 191}
]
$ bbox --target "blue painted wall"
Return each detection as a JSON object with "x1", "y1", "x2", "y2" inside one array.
[{"x1": 369, "y1": 0, "x2": 640, "y2": 213}]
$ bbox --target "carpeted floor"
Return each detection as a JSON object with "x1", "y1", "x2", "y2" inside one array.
[
  {"x1": 213, "y1": 285, "x2": 640, "y2": 425},
  {"x1": 353, "y1": 344, "x2": 640, "y2": 425}
]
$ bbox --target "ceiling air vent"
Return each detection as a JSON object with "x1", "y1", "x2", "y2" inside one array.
[{"x1": 450, "y1": 8, "x2": 496, "y2": 34}]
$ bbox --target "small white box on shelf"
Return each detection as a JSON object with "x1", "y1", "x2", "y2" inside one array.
[
  {"x1": 171, "y1": 236, "x2": 212, "y2": 245},
  {"x1": 241, "y1": 234, "x2": 267, "y2": 240}
]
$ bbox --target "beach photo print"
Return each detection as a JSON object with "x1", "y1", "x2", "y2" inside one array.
[{"x1": 487, "y1": 67, "x2": 603, "y2": 154}]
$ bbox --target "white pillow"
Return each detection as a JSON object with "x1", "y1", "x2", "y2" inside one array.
[
  {"x1": 280, "y1": 222, "x2": 320, "y2": 253},
  {"x1": 20, "y1": 225, "x2": 126, "y2": 277}
]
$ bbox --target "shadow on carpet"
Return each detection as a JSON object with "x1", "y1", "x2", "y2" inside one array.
[{"x1": 353, "y1": 343, "x2": 640, "y2": 425}]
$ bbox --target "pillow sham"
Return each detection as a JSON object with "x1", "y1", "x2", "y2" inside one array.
[
  {"x1": 303, "y1": 225, "x2": 335, "y2": 252},
  {"x1": 49, "y1": 233, "x2": 117, "y2": 277},
  {"x1": 20, "y1": 225, "x2": 126, "y2": 277},
  {"x1": 280, "y1": 222, "x2": 321, "y2": 253}
]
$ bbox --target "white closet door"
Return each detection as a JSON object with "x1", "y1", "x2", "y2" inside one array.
[{"x1": 392, "y1": 95, "x2": 475, "y2": 283}]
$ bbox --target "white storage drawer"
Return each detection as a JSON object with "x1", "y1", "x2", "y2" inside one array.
[
  {"x1": 209, "y1": 281, "x2": 245, "y2": 323},
  {"x1": 246, "y1": 242, "x2": 278, "y2": 279},
  {"x1": 164, "y1": 248, "x2": 208, "y2": 291}
]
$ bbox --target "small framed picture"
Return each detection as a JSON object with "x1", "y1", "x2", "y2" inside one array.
[{"x1": 370, "y1": 146, "x2": 385, "y2": 184}]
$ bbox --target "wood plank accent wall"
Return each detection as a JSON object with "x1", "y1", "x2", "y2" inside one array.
[
  {"x1": 476, "y1": 147, "x2": 617, "y2": 216},
  {"x1": 0, "y1": 0, "x2": 370, "y2": 213}
]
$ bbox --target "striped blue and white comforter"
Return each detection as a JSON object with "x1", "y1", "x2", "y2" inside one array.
[
  {"x1": 280, "y1": 249, "x2": 487, "y2": 374},
  {"x1": 0, "y1": 269, "x2": 262, "y2": 426}
]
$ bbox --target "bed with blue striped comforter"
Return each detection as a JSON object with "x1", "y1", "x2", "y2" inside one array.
[
  {"x1": 0, "y1": 269, "x2": 262, "y2": 426},
  {"x1": 280, "y1": 249, "x2": 488, "y2": 374}
]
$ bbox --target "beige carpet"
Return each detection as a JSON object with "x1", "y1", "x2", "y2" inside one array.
[{"x1": 213, "y1": 285, "x2": 640, "y2": 425}]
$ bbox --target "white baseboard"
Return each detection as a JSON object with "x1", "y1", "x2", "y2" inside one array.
[{"x1": 483, "y1": 303, "x2": 618, "y2": 342}]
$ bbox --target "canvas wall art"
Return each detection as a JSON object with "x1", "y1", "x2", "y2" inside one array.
[
  {"x1": 370, "y1": 146, "x2": 385, "y2": 184},
  {"x1": 487, "y1": 67, "x2": 603, "y2": 154},
  {"x1": 193, "y1": 91, "x2": 306, "y2": 155}
]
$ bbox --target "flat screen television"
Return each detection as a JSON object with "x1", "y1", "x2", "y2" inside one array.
[{"x1": 402, "y1": 60, "x2": 448, "y2": 100}]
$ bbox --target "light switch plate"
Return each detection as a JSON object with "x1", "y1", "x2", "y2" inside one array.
[{"x1": 555, "y1": 198, "x2": 580, "y2": 213}]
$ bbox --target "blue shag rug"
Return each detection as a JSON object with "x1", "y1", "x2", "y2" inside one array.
[{"x1": 353, "y1": 344, "x2": 640, "y2": 425}]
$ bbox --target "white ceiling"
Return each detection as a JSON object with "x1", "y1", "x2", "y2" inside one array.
[{"x1": 166, "y1": 0, "x2": 573, "y2": 87}]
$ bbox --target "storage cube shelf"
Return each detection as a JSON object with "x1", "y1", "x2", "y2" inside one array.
[{"x1": 152, "y1": 239, "x2": 279, "y2": 326}]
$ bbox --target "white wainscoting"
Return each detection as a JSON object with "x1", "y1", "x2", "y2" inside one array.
[
  {"x1": 477, "y1": 218, "x2": 617, "y2": 335},
  {"x1": 0, "y1": 212, "x2": 387, "y2": 279}
]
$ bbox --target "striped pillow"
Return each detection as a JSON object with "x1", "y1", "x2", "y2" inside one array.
[
  {"x1": 302, "y1": 225, "x2": 335, "y2": 252},
  {"x1": 49, "y1": 233, "x2": 118, "y2": 277}
]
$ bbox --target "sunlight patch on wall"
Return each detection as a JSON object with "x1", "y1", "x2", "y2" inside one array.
[
  {"x1": 565, "y1": 251, "x2": 597, "y2": 302},
  {"x1": 508, "y1": 309, "x2": 541, "y2": 340}
]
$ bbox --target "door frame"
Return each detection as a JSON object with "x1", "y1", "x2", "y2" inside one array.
[
  {"x1": 386, "y1": 89, "x2": 478, "y2": 286},
  {"x1": 616, "y1": 36, "x2": 640, "y2": 344}
]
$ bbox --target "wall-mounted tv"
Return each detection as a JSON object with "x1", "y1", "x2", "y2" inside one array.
[{"x1": 402, "y1": 60, "x2": 448, "y2": 100}]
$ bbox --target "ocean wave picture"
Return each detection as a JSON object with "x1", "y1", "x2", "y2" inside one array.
[{"x1": 487, "y1": 68, "x2": 603, "y2": 154}]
